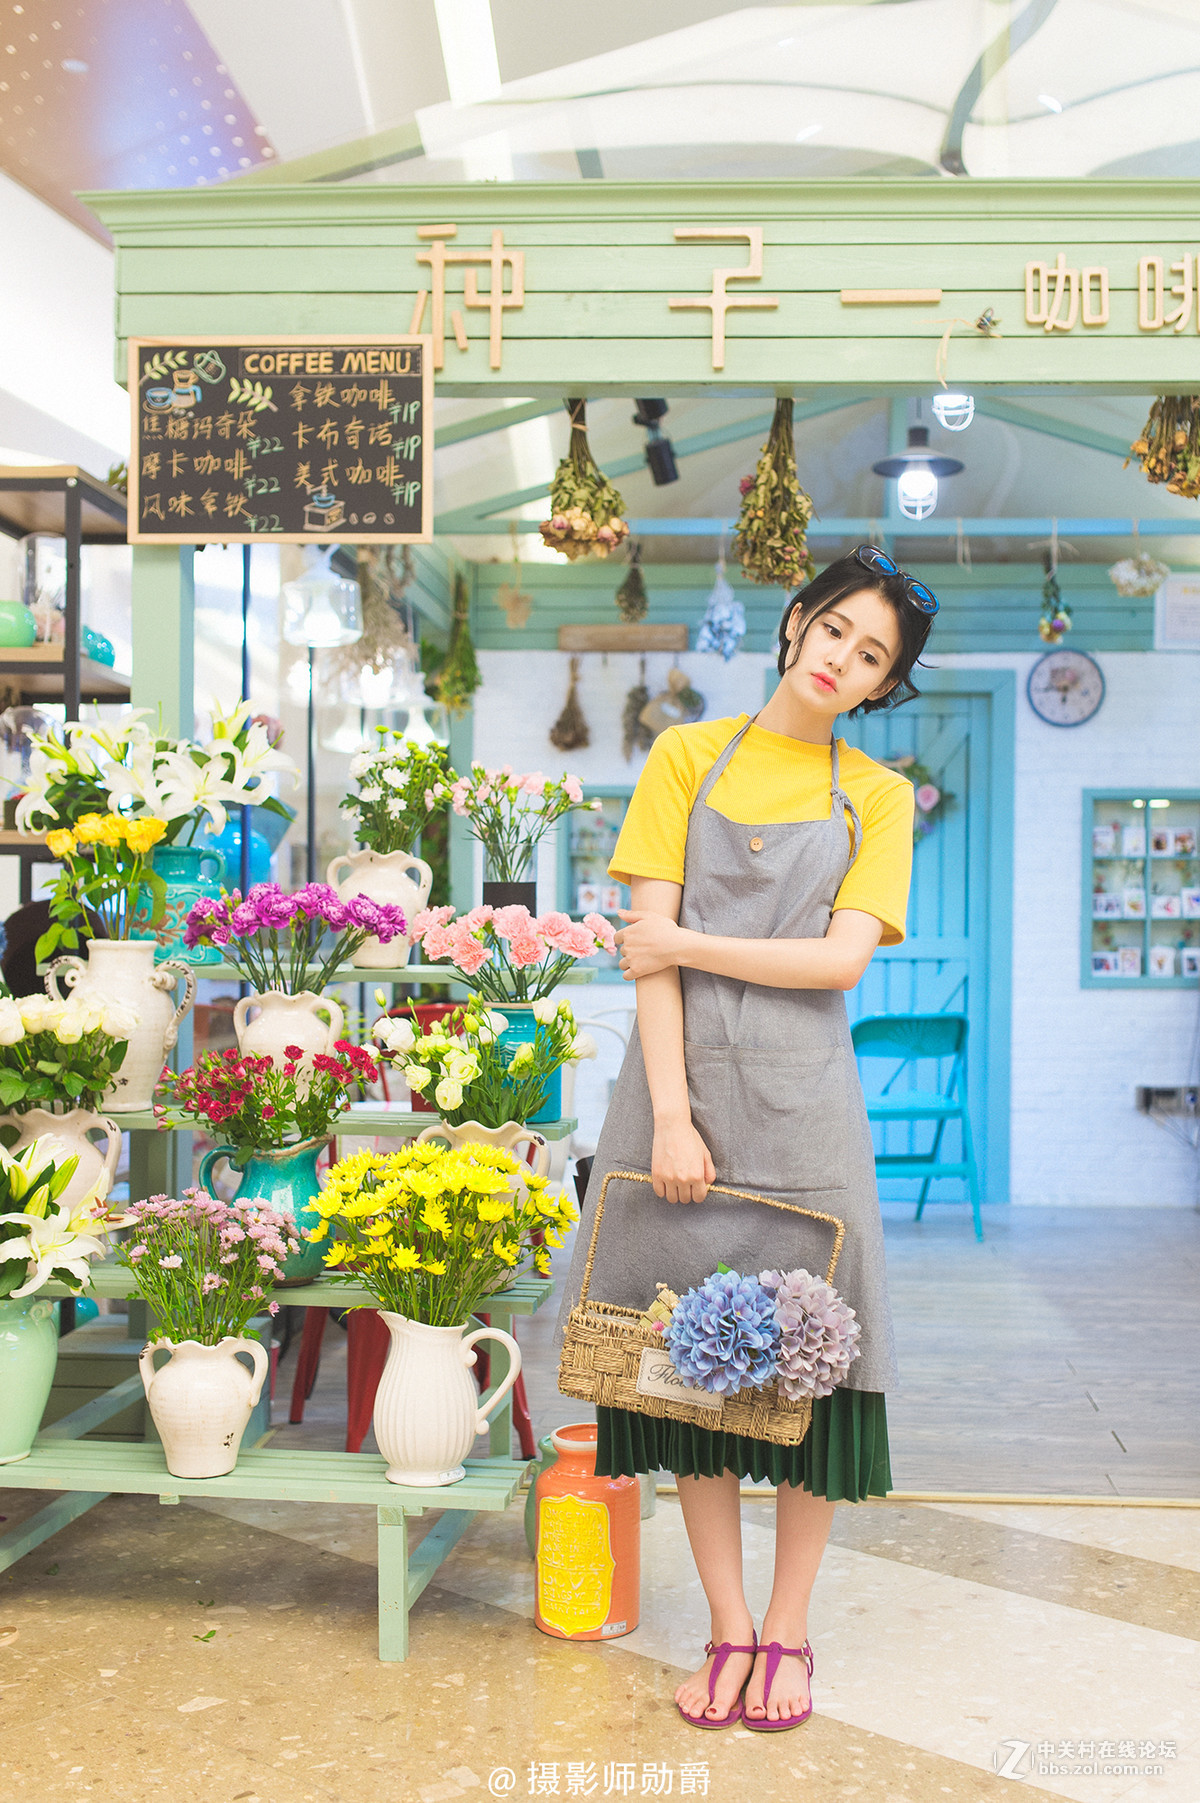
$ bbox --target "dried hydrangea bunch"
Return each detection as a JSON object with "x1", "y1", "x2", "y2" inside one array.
[
  {"x1": 663, "y1": 1270, "x2": 779, "y2": 1396},
  {"x1": 540, "y1": 399, "x2": 629, "y2": 561},
  {"x1": 1107, "y1": 553, "x2": 1170, "y2": 598},
  {"x1": 733, "y1": 398, "x2": 816, "y2": 588},
  {"x1": 759, "y1": 1267, "x2": 861, "y2": 1400}
]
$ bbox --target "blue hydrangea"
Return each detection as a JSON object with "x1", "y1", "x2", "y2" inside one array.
[{"x1": 664, "y1": 1270, "x2": 780, "y2": 1396}]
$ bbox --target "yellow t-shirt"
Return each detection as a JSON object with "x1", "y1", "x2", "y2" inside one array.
[{"x1": 609, "y1": 714, "x2": 914, "y2": 946}]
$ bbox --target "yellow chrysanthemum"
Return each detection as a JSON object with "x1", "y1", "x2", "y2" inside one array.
[
  {"x1": 475, "y1": 1198, "x2": 510, "y2": 1224},
  {"x1": 422, "y1": 1259, "x2": 447, "y2": 1276},
  {"x1": 390, "y1": 1245, "x2": 422, "y2": 1270},
  {"x1": 322, "y1": 1243, "x2": 350, "y2": 1266},
  {"x1": 421, "y1": 1201, "x2": 451, "y2": 1235},
  {"x1": 493, "y1": 1238, "x2": 520, "y2": 1266}
]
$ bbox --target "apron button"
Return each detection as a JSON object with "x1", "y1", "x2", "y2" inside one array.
[{"x1": 749, "y1": 836, "x2": 764, "y2": 852}]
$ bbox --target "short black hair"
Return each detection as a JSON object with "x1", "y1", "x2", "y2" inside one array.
[{"x1": 774, "y1": 552, "x2": 934, "y2": 714}]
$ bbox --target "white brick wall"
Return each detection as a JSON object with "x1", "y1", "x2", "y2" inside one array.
[{"x1": 472, "y1": 646, "x2": 1200, "y2": 1209}]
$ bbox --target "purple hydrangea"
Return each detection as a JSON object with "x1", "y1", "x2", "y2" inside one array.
[
  {"x1": 664, "y1": 1270, "x2": 779, "y2": 1396},
  {"x1": 759, "y1": 1268, "x2": 861, "y2": 1400}
]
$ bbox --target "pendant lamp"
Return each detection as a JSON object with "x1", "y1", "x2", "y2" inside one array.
[{"x1": 872, "y1": 427, "x2": 964, "y2": 521}]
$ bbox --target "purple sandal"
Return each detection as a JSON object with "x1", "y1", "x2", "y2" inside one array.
[
  {"x1": 676, "y1": 1634, "x2": 758, "y2": 1729},
  {"x1": 743, "y1": 1639, "x2": 814, "y2": 1732}
]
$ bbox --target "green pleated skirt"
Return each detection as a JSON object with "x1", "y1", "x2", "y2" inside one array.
[{"x1": 595, "y1": 1388, "x2": 891, "y2": 1502}]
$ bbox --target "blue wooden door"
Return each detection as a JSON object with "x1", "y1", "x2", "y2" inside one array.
[{"x1": 838, "y1": 670, "x2": 1014, "y2": 1202}]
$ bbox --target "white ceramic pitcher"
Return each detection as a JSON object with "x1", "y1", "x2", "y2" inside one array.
[
  {"x1": 139, "y1": 1336, "x2": 269, "y2": 1479},
  {"x1": 374, "y1": 1312, "x2": 522, "y2": 1486},
  {"x1": 233, "y1": 989, "x2": 345, "y2": 1077},
  {"x1": 0, "y1": 1108, "x2": 121, "y2": 1210},
  {"x1": 46, "y1": 940, "x2": 195, "y2": 1114},
  {"x1": 326, "y1": 849, "x2": 433, "y2": 965}
]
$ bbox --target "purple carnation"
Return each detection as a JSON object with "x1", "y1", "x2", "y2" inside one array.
[
  {"x1": 345, "y1": 895, "x2": 406, "y2": 942},
  {"x1": 759, "y1": 1268, "x2": 861, "y2": 1400}
]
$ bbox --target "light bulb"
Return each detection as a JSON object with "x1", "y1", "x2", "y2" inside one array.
[
  {"x1": 896, "y1": 467, "x2": 938, "y2": 520},
  {"x1": 931, "y1": 391, "x2": 975, "y2": 431},
  {"x1": 356, "y1": 665, "x2": 396, "y2": 709},
  {"x1": 301, "y1": 593, "x2": 345, "y2": 647}
]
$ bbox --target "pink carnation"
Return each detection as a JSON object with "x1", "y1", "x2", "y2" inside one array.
[
  {"x1": 506, "y1": 934, "x2": 547, "y2": 969},
  {"x1": 412, "y1": 905, "x2": 455, "y2": 938},
  {"x1": 520, "y1": 771, "x2": 547, "y2": 796},
  {"x1": 492, "y1": 904, "x2": 535, "y2": 939},
  {"x1": 583, "y1": 912, "x2": 618, "y2": 954},
  {"x1": 460, "y1": 905, "x2": 495, "y2": 933},
  {"x1": 915, "y1": 783, "x2": 940, "y2": 812},
  {"x1": 563, "y1": 776, "x2": 584, "y2": 805},
  {"x1": 537, "y1": 911, "x2": 578, "y2": 951},
  {"x1": 449, "y1": 932, "x2": 491, "y2": 976},
  {"x1": 560, "y1": 922, "x2": 600, "y2": 957},
  {"x1": 421, "y1": 924, "x2": 454, "y2": 961}
]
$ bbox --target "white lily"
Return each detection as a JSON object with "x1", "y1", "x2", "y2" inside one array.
[
  {"x1": 154, "y1": 750, "x2": 248, "y2": 836},
  {"x1": 103, "y1": 741, "x2": 176, "y2": 820},
  {"x1": 0, "y1": 1206, "x2": 110, "y2": 1298}
]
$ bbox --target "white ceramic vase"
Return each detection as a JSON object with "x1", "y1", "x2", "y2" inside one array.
[
  {"x1": 0, "y1": 1108, "x2": 121, "y2": 1209},
  {"x1": 415, "y1": 1118, "x2": 551, "y2": 1187},
  {"x1": 138, "y1": 1336, "x2": 269, "y2": 1478},
  {"x1": 374, "y1": 1312, "x2": 522, "y2": 1486},
  {"x1": 46, "y1": 939, "x2": 196, "y2": 1114},
  {"x1": 326, "y1": 848, "x2": 433, "y2": 966},
  {"x1": 233, "y1": 989, "x2": 346, "y2": 1082}
]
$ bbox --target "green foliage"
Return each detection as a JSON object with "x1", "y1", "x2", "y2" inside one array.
[{"x1": 432, "y1": 571, "x2": 481, "y2": 716}]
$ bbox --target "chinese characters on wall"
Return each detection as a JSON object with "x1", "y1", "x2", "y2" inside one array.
[{"x1": 1025, "y1": 252, "x2": 1200, "y2": 333}]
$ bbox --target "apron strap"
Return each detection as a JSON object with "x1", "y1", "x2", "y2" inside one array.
[
  {"x1": 693, "y1": 720, "x2": 753, "y2": 810},
  {"x1": 830, "y1": 736, "x2": 863, "y2": 868}
]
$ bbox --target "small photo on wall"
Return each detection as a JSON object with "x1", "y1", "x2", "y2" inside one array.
[
  {"x1": 1182, "y1": 948, "x2": 1200, "y2": 978},
  {"x1": 1092, "y1": 892, "x2": 1123, "y2": 919},
  {"x1": 1149, "y1": 944, "x2": 1177, "y2": 978},
  {"x1": 1091, "y1": 950, "x2": 1121, "y2": 976},
  {"x1": 1151, "y1": 893, "x2": 1182, "y2": 918},
  {"x1": 1151, "y1": 827, "x2": 1176, "y2": 856},
  {"x1": 575, "y1": 881, "x2": 602, "y2": 912},
  {"x1": 1092, "y1": 823, "x2": 1119, "y2": 856},
  {"x1": 1122, "y1": 825, "x2": 1147, "y2": 857},
  {"x1": 1174, "y1": 829, "x2": 1197, "y2": 856},
  {"x1": 1123, "y1": 889, "x2": 1147, "y2": 918},
  {"x1": 599, "y1": 883, "x2": 625, "y2": 914},
  {"x1": 1118, "y1": 945, "x2": 1143, "y2": 977},
  {"x1": 1182, "y1": 888, "x2": 1200, "y2": 918}
]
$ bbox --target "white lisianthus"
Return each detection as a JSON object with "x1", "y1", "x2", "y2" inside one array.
[
  {"x1": 484, "y1": 1010, "x2": 509, "y2": 1036},
  {"x1": 374, "y1": 1016, "x2": 415, "y2": 1054},
  {"x1": 404, "y1": 1063, "x2": 431, "y2": 1092},
  {"x1": 359, "y1": 785, "x2": 383, "y2": 803},
  {"x1": 507, "y1": 1041, "x2": 535, "y2": 1075},
  {"x1": 434, "y1": 1077, "x2": 463, "y2": 1112},
  {"x1": 531, "y1": 998, "x2": 557, "y2": 1025},
  {"x1": 557, "y1": 998, "x2": 574, "y2": 1018},
  {"x1": 570, "y1": 1032, "x2": 598, "y2": 1063},
  {"x1": 0, "y1": 998, "x2": 24, "y2": 1045},
  {"x1": 443, "y1": 1049, "x2": 478, "y2": 1083}
]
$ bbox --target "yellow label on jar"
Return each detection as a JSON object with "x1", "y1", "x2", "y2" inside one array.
[{"x1": 536, "y1": 1492, "x2": 615, "y2": 1635}]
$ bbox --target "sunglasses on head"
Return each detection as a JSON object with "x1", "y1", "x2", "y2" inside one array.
[{"x1": 852, "y1": 544, "x2": 939, "y2": 616}]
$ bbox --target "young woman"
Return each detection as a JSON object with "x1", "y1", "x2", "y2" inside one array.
[{"x1": 557, "y1": 546, "x2": 937, "y2": 1730}]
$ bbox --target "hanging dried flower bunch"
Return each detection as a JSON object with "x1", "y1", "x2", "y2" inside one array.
[
  {"x1": 622, "y1": 657, "x2": 654, "y2": 761},
  {"x1": 1127, "y1": 396, "x2": 1200, "y2": 498},
  {"x1": 615, "y1": 542, "x2": 648, "y2": 623},
  {"x1": 549, "y1": 655, "x2": 590, "y2": 751},
  {"x1": 430, "y1": 569, "x2": 481, "y2": 716},
  {"x1": 733, "y1": 398, "x2": 816, "y2": 588},
  {"x1": 540, "y1": 399, "x2": 629, "y2": 561},
  {"x1": 495, "y1": 526, "x2": 532, "y2": 628},
  {"x1": 1038, "y1": 556, "x2": 1072, "y2": 646},
  {"x1": 327, "y1": 547, "x2": 415, "y2": 692},
  {"x1": 1108, "y1": 553, "x2": 1170, "y2": 597}
]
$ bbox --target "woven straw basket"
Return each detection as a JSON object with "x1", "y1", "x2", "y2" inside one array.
[{"x1": 558, "y1": 1169, "x2": 847, "y2": 1447}]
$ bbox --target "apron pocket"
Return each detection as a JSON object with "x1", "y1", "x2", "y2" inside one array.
[
  {"x1": 728, "y1": 1045, "x2": 852, "y2": 1193},
  {"x1": 683, "y1": 1041, "x2": 731, "y2": 1173}
]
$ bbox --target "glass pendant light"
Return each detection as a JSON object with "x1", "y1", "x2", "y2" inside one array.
[
  {"x1": 931, "y1": 392, "x2": 975, "y2": 432},
  {"x1": 872, "y1": 426, "x2": 963, "y2": 522},
  {"x1": 281, "y1": 548, "x2": 363, "y2": 648},
  {"x1": 402, "y1": 697, "x2": 448, "y2": 747}
]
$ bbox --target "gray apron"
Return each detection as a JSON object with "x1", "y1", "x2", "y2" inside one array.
[{"x1": 557, "y1": 720, "x2": 899, "y2": 1394}]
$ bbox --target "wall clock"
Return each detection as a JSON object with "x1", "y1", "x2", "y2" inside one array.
[{"x1": 1026, "y1": 648, "x2": 1105, "y2": 727}]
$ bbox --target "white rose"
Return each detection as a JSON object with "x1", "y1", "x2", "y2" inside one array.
[
  {"x1": 19, "y1": 996, "x2": 64, "y2": 1034},
  {"x1": 359, "y1": 785, "x2": 383, "y2": 803},
  {"x1": 532, "y1": 998, "x2": 556, "y2": 1025},
  {"x1": 374, "y1": 1016, "x2": 415, "y2": 1053},
  {"x1": 434, "y1": 1077, "x2": 463, "y2": 1112},
  {"x1": 101, "y1": 1000, "x2": 138, "y2": 1038},
  {"x1": 0, "y1": 998, "x2": 24, "y2": 1045},
  {"x1": 404, "y1": 1063, "x2": 431, "y2": 1092}
]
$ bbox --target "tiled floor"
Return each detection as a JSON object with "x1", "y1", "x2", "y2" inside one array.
[{"x1": 1, "y1": 1198, "x2": 1197, "y2": 1801}]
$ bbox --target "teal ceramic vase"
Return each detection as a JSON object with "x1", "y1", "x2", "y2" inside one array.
[
  {"x1": 0, "y1": 1295, "x2": 59, "y2": 1463},
  {"x1": 134, "y1": 844, "x2": 225, "y2": 965},
  {"x1": 197, "y1": 1138, "x2": 327, "y2": 1284},
  {"x1": 492, "y1": 1004, "x2": 562, "y2": 1125}
]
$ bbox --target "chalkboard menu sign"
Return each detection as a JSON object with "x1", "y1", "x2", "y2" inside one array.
[{"x1": 127, "y1": 335, "x2": 433, "y2": 544}]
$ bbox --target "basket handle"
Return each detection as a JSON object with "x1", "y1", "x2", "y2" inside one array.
[{"x1": 575, "y1": 1168, "x2": 847, "y2": 1311}]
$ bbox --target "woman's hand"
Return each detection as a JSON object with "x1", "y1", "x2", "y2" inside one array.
[
  {"x1": 651, "y1": 1117, "x2": 716, "y2": 1204},
  {"x1": 616, "y1": 909, "x2": 689, "y2": 981}
]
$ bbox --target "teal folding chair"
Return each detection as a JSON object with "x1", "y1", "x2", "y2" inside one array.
[{"x1": 851, "y1": 1012, "x2": 983, "y2": 1240}]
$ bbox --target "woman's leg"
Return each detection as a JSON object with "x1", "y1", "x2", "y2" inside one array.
[
  {"x1": 673, "y1": 1471, "x2": 757, "y2": 1722},
  {"x1": 744, "y1": 1482, "x2": 836, "y2": 1722}
]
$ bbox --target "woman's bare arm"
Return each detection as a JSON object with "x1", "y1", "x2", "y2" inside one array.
[
  {"x1": 616, "y1": 905, "x2": 884, "y2": 991},
  {"x1": 628, "y1": 876, "x2": 715, "y2": 1204}
]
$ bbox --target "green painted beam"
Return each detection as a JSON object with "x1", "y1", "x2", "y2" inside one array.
[
  {"x1": 435, "y1": 401, "x2": 563, "y2": 449},
  {"x1": 232, "y1": 121, "x2": 425, "y2": 187},
  {"x1": 131, "y1": 546, "x2": 195, "y2": 736},
  {"x1": 434, "y1": 397, "x2": 870, "y2": 534},
  {"x1": 973, "y1": 399, "x2": 1133, "y2": 459}
]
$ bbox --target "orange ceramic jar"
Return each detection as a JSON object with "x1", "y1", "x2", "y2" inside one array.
[{"x1": 534, "y1": 1422, "x2": 640, "y2": 1640}]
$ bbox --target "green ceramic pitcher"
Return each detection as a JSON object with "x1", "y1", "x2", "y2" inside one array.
[{"x1": 197, "y1": 1138, "x2": 328, "y2": 1284}]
